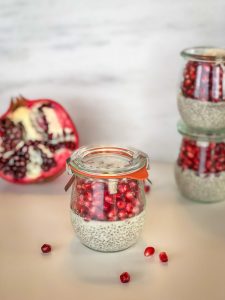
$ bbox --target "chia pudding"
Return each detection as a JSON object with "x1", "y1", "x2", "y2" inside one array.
[
  {"x1": 175, "y1": 122, "x2": 225, "y2": 203},
  {"x1": 70, "y1": 209, "x2": 145, "y2": 252},
  {"x1": 178, "y1": 47, "x2": 225, "y2": 131}
]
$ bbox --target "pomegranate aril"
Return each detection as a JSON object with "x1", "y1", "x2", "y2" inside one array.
[
  {"x1": 118, "y1": 183, "x2": 128, "y2": 194},
  {"x1": 144, "y1": 246, "x2": 155, "y2": 256},
  {"x1": 41, "y1": 244, "x2": 52, "y2": 253},
  {"x1": 125, "y1": 203, "x2": 134, "y2": 213},
  {"x1": 116, "y1": 200, "x2": 126, "y2": 209},
  {"x1": 125, "y1": 191, "x2": 135, "y2": 201},
  {"x1": 159, "y1": 251, "x2": 168, "y2": 263},
  {"x1": 144, "y1": 185, "x2": 150, "y2": 193},
  {"x1": 118, "y1": 209, "x2": 128, "y2": 220},
  {"x1": 120, "y1": 272, "x2": 130, "y2": 283}
]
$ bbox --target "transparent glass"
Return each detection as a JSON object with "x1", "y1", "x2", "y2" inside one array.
[
  {"x1": 175, "y1": 122, "x2": 225, "y2": 203},
  {"x1": 68, "y1": 145, "x2": 148, "y2": 252},
  {"x1": 177, "y1": 47, "x2": 225, "y2": 131}
]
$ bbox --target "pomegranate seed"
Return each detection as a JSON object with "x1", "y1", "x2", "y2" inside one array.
[
  {"x1": 126, "y1": 203, "x2": 133, "y2": 213},
  {"x1": 116, "y1": 200, "x2": 126, "y2": 209},
  {"x1": 41, "y1": 244, "x2": 51, "y2": 253},
  {"x1": 159, "y1": 251, "x2": 168, "y2": 262},
  {"x1": 120, "y1": 272, "x2": 130, "y2": 283},
  {"x1": 144, "y1": 246, "x2": 155, "y2": 256},
  {"x1": 144, "y1": 185, "x2": 150, "y2": 193},
  {"x1": 105, "y1": 195, "x2": 114, "y2": 204},
  {"x1": 118, "y1": 209, "x2": 128, "y2": 220},
  {"x1": 118, "y1": 183, "x2": 128, "y2": 194},
  {"x1": 125, "y1": 191, "x2": 135, "y2": 201}
]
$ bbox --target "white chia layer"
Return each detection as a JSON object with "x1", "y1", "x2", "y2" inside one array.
[
  {"x1": 70, "y1": 210, "x2": 145, "y2": 252},
  {"x1": 177, "y1": 93, "x2": 225, "y2": 131},
  {"x1": 175, "y1": 164, "x2": 225, "y2": 203}
]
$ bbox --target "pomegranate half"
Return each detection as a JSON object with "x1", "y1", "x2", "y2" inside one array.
[{"x1": 0, "y1": 96, "x2": 79, "y2": 183}]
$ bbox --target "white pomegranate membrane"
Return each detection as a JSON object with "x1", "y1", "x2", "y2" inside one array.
[{"x1": 0, "y1": 97, "x2": 78, "y2": 183}]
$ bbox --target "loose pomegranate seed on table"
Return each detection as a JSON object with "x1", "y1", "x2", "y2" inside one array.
[
  {"x1": 120, "y1": 272, "x2": 131, "y2": 283},
  {"x1": 159, "y1": 251, "x2": 168, "y2": 263},
  {"x1": 41, "y1": 244, "x2": 52, "y2": 254},
  {"x1": 144, "y1": 246, "x2": 155, "y2": 257}
]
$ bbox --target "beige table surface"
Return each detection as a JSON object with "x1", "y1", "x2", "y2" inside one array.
[{"x1": 0, "y1": 162, "x2": 225, "y2": 300}]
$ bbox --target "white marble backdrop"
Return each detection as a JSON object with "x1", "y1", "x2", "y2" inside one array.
[{"x1": 0, "y1": 0, "x2": 224, "y2": 162}]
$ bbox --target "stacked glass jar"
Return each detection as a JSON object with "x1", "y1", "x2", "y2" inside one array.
[{"x1": 175, "y1": 47, "x2": 225, "y2": 202}]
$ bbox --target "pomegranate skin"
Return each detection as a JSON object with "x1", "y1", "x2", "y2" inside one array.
[{"x1": 0, "y1": 97, "x2": 79, "y2": 184}]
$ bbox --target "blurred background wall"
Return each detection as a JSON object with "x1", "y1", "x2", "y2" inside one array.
[{"x1": 0, "y1": 0, "x2": 224, "y2": 162}]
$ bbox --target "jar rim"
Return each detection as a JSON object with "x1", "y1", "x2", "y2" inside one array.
[
  {"x1": 177, "y1": 121, "x2": 225, "y2": 141},
  {"x1": 181, "y1": 46, "x2": 225, "y2": 63},
  {"x1": 67, "y1": 145, "x2": 149, "y2": 179}
]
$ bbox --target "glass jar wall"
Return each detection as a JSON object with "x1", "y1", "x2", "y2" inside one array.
[
  {"x1": 177, "y1": 47, "x2": 225, "y2": 131},
  {"x1": 67, "y1": 145, "x2": 149, "y2": 252},
  {"x1": 175, "y1": 122, "x2": 225, "y2": 203}
]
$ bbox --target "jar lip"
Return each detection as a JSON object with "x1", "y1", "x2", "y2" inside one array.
[
  {"x1": 181, "y1": 46, "x2": 225, "y2": 62},
  {"x1": 177, "y1": 121, "x2": 225, "y2": 141},
  {"x1": 67, "y1": 145, "x2": 149, "y2": 178}
]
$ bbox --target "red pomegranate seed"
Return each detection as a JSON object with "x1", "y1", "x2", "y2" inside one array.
[
  {"x1": 118, "y1": 209, "x2": 128, "y2": 220},
  {"x1": 41, "y1": 244, "x2": 51, "y2": 253},
  {"x1": 120, "y1": 272, "x2": 130, "y2": 283},
  {"x1": 125, "y1": 191, "x2": 135, "y2": 201},
  {"x1": 144, "y1": 185, "x2": 150, "y2": 193},
  {"x1": 125, "y1": 203, "x2": 133, "y2": 213},
  {"x1": 144, "y1": 246, "x2": 155, "y2": 256},
  {"x1": 116, "y1": 200, "x2": 126, "y2": 209},
  {"x1": 159, "y1": 251, "x2": 168, "y2": 262}
]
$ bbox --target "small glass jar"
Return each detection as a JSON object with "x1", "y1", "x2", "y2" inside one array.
[
  {"x1": 66, "y1": 145, "x2": 149, "y2": 252},
  {"x1": 175, "y1": 122, "x2": 225, "y2": 203},
  {"x1": 177, "y1": 46, "x2": 225, "y2": 131}
]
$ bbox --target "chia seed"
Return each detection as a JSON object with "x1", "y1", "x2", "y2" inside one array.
[
  {"x1": 70, "y1": 209, "x2": 145, "y2": 252},
  {"x1": 175, "y1": 164, "x2": 225, "y2": 203},
  {"x1": 177, "y1": 93, "x2": 225, "y2": 131}
]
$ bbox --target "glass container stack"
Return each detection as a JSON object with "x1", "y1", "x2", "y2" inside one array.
[{"x1": 175, "y1": 47, "x2": 225, "y2": 203}]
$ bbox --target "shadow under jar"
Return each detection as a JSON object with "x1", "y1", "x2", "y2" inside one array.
[
  {"x1": 66, "y1": 145, "x2": 150, "y2": 252},
  {"x1": 175, "y1": 122, "x2": 225, "y2": 203},
  {"x1": 177, "y1": 47, "x2": 225, "y2": 131}
]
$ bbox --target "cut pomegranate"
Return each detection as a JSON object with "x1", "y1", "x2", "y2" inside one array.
[
  {"x1": 41, "y1": 243, "x2": 52, "y2": 253},
  {"x1": 120, "y1": 272, "x2": 130, "y2": 283},
  {"x1": 159, "y1": 251, "x2": 168, "y2": 262},
  {"x1": 71, "y1": 177, "x2": 145, "y2": 222},
  {"x1": 144, "y1": 246, "x2": 155, "y2": 256},
  {"x1": 177, "y1": 138, "x2": 225, "y2": 174},
  {"x1": 0, "y1": 96, "x2": 79, "y2": 183}
]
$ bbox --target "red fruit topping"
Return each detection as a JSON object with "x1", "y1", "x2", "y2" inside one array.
[
  {"x1": 125, "y1": 191, "x2": 135, "y2": 201},
  {"x1": 73, "y1": 177, "x2": 145, "y2": 222},
  {"x1": 0, "y1": 96, "x2": 79, "y2": 183},
  {"x1": 159, "y1": 251, "x2": 168, "y2": 262},
  {"x1": 118, "y1": 209, "x2": 128, "y2": 220},
  {"x1": 116, "y1": 200, "x2": 126, "y2": 209},
  {"x1": 144, "y1": 246, "x2": 155, "y2": 256},
  {"x1": 41, "y1": 244, "x2": 52, "y2": 253},
  {"x1": 144, "y1": 185, "x2": 151, "y2": 193},
  {"x1": 177, "y1": 138, "x2": 225, "y2": 174},
  {"x1": 181, "y1": 61, "x2": 224, "y2": 102},
  {"x1": 120, "y1": 272, "x2": 130, "y2": 283}
]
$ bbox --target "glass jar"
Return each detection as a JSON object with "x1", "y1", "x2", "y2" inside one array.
[
  {"x1": 177, "y1": 46, "x2": 225, "y2": 131},
  {"x1": 175, "y1": 121, "x2": 225, "y2": 203},
  {"x1": 66, "y1": 145, "x2": 150, "y2": 252}
]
